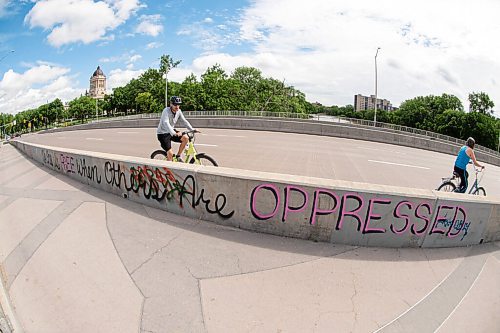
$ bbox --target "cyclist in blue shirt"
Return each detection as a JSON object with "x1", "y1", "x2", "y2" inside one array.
[{"x1": 453, "y1": 137, "x2": 484, "y2": 193}]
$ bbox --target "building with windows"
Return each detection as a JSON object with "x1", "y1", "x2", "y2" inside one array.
[
  {"x1": 354, "y1": 94, "x2": 396, "y2": 112},
  {"x1": 88, "y1": 66, "x2": 106, "y2": 99}
]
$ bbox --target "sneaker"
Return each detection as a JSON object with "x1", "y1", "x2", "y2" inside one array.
[{"x1": 175, "y1": 155, "x2": 183, "y2": 162}]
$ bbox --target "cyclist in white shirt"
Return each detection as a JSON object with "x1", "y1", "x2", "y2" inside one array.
[{"x1": 156, "y1": 96, "x2": 197, "y2": 161}]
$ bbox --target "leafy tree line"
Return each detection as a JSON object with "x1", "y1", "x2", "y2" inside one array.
[
  {"x1": 1, "y1": 54, "x2": 499, "y2": 150},
  {"x1": 315, "y1": 93, "x2": 500, "y2": 150}
]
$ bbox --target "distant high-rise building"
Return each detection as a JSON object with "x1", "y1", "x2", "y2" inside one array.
[
  {"x1": 88, "y1": 66, "x2": 106, "y2": 99},
  {"x1": 354, "y1": 94, "x2": 396, "y2": 112}
]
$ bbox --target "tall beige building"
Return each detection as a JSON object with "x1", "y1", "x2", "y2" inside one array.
[
  {"x1": 354, "y1": 94, "x2": 396, "y2": 112},
  {"x1": 89, "y1": 66, "x2": 106, "y2": 99}
]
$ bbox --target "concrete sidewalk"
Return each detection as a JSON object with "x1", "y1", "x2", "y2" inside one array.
[{"x1": 0, "y1": 143, "x2": 499, "y2": 333}]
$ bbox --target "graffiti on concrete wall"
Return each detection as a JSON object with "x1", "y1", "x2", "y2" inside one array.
[
  {"x1": 38, "y1": 147, "x2": 477, "y2": 243},
  {"x1": 39, "y1": 148, "x2": 233, "y2": 218},
  {"x1": 250, "y1": 183, "x2": 471, "y2": 240}
]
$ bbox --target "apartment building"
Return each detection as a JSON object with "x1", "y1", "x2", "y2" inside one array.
[{"x1": 354, "y1": 94, "x2": 396, "y2": 112}]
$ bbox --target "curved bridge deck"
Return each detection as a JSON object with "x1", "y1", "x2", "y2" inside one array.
[{"x1": 1, "y1": 140, "x2": 500, "y2": 332}]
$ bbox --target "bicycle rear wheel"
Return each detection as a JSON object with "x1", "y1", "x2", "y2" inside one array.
[
  {"x1": 437, "y1": 181, "x2": 456, "y2": 192},
  {"x1": 472, "y1": 187, "x2": 486, "y2": 196},
  {"x1": 150, "y1": 150, "x2": 167, "y2": 160},
  {"x1": 189, "y1": 153, "x2": 218, "y2": 166}
]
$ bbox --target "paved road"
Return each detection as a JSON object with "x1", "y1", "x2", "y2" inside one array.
[
  {"x1": 21, "y1": 127, "x2": 500, "y2": 197},
  {"x1": 1, "y1": 143, "x2": 499, "y2": 333}
]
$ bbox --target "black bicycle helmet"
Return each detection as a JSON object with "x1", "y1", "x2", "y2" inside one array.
[
  {"x1": 466, "y1": 137, "x2": 475, "y2": 149},
  {"x1": 170, "y1": 96, "x2": 182, "y2": 106}
]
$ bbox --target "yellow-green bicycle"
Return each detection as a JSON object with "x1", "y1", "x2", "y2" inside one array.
[{"x1": 150, "y1": 130, "x2": 218, "y2": 166}]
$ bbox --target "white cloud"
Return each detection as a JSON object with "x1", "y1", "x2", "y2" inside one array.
[
  {"x1": 135, "y1": 14, "x2": 163, "y2": 36},
  {"x1": 180, "y1": 0, "x2": 500, "y2": 114},
  {"x1": 24, "y1": 0, "x2": 142, "y2": 47},
  {"x1": 0, "y1": 0, "x2": 10, "y2": 17},
  {"x1": 107, "y1": 67, "x2": 144, "y2": 90},
  {"x1": 0, "y1": 63, "x2": 81, "y2": 114},
  {"x1": 177, "y1": 16, "x2": 240, "y2": 53},
  {"x1": 99, "y1": 51, "x2": 141, "y2": 65},
  {"x1": 146, "y1": 41, "x2": 163, "y2": 49}
]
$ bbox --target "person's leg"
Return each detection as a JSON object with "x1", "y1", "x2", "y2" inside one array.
[
  {"x1": 177, "y1": 134, "x2": 189, "y2": 157},
  {"x1": 157, "y1": 134, "x2": 174, "y2": 161},
  {"x1": 454, "y1": 166, "x2": 467, "y2": 193},
  {"x1": 463, "y1": 170, "x2": 469, "y2": 193}
]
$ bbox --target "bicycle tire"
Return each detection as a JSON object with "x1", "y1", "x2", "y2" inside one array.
[
  {"x1": 150, "y1": 150, "x2": 167, "y2": 160},
  {"x1": 189, "y1": 153, "x2": 218, "y2": 166},
  {"x1": 472, "y1": 187, "x2": 486, "y2": 196},
  {"x1": 437, "y1": 181, "x2": 456, "y2": 192}
]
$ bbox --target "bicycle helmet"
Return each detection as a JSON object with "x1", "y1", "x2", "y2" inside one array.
[
  {"x1": 170, "y1": 96, "x2": 182, "y2": 106},
  {"x1": 466, "y1": 137, "x2": 475, "y2": 149}
]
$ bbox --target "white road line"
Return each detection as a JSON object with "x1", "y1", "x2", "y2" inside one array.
[
  {"x1": 357, "y1": 146, "x2": 407, "y2": 154},
  {"x1": 85, "y1": 138, "x2": 103, "y2": 141},
  {"x1": 117, "y1": 131, "x2": 139, "y2": 134},
  {"x1": 368, "y1": 159, "x2": 430, "y2": 170},
  {"x1": 195, "y1": 143, "x2": 218, "y2": 147},
  {"x1": 202, "y1": 134, "x2": 246, "y2": 138}
]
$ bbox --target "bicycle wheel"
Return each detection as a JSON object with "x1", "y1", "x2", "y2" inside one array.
[
  {"x1": 150, "y1": 150, "x2": 167, "y2": 160},
  {"x1": 189, "y1": 153, "x2": 218, "y2": 166},
  {"x1": 437, "y1": 181, "x2": 456, "y2": 192},
  {"x1": 472, "y1": 187, "x2": 486, "y2": 196}
]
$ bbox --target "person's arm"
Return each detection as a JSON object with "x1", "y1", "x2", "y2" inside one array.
[{"x1": 467, "y1": 148, "x2": 484, "y2": 169}]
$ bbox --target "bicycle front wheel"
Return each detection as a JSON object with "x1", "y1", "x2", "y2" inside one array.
[
  {"x1": 472, "y1": 187, "x2": 486, "y2": 196},
  {"x1": 190, "y1": 153, "x2": 218, "y2": 166},
  {"x1": 437, "y1": 181, "x2": 456, "y2": 192},
  {"x1": 150, "y1": 150, "x2": 167, "y2": 160}
]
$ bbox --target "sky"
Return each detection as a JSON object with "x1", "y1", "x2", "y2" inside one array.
[{"x1": 1, "y1": 0, "x2": 500, "y2": 117}]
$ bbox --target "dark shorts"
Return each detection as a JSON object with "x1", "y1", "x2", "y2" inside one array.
[{"x1": 157, "y1": 132, "x2": 181, "y2": 152}]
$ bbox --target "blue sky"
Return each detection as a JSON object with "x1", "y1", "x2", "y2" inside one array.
[{"x1": 1, "y1": 0, "x2": 500, "y2": 117}]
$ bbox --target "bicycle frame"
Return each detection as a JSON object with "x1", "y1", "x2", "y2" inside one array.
[
  {"x1": 174, "y1": 140, "x2": 198, "y2": 163},
  {"x1": 172, "y1": 130, "x2": 200, "y2": 163},
  {"x1": 466, "y1": 168, "x2": 484, "y2": 194}
]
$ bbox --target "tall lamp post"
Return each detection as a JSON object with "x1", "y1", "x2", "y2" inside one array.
[{"x1": 374, "y1": 47, "x2": 381, "y2": 127}]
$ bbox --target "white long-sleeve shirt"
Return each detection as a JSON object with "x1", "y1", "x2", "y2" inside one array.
[{"x1": 156, "y1": 107, "x2": 194, "y2": 135}]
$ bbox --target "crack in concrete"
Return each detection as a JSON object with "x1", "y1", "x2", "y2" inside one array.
[
  {"x1": 350, "y1": 270, "x2": 359, "y2": 333},
  {"x1": 199, "y1": 246, "x2": 360, "y2": 281},
  {"x1": 130, "y1": 233, "x2": 182, "y2": 276}
]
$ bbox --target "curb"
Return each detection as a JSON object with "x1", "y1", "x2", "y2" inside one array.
[{"x1": 0, "y1": 266, "x2": 21, "y2": 333}]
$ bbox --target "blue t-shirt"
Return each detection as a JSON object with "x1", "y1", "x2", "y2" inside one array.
[{"x1": 454, "y1": 146, "x2": 470, "y2": 170}]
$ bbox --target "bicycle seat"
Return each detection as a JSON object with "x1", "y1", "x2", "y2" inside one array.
[{"x1": 452, "y1": 171, "x2": 460, "y2": 178}]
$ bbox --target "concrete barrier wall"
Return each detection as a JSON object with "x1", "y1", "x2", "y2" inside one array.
[
  {"x1": 43, "y1": 116, "x2": 500, "y2": 166},
  {"x1": 11, "y1": 140, "x2": 500, "y2": 248}
]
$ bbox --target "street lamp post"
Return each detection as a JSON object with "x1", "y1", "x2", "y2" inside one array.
[
  {"x1": 165, "y1": 71, "x2": 168, "y2": 108},
  {"x1": 96, "y1": 98, "x2": 99, "y2": 122},
  {"x1": 374, "y1": 47, "x2": 381, "y2": 127}
]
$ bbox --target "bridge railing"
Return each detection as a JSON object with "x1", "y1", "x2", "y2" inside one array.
[{"x1": 90, "y1": 110, "x2": 499, "y2": 157}]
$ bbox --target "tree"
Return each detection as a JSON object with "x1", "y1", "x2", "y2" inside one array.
[
  {"x1": 68, "y1": 96, "x2": 96, "y2": 122},
  {"x1": 160, "y1": 54, "x2": 181, "y2": 107},
  {"x1": 468, "y1": 92, "x2": 495, "y2": 115},
  {"x1": 200, "y1": 64, "x2": 231, "y2": 110},
  {"x1": 135, "y1": 92, "x2": 154, "y2": 113}
]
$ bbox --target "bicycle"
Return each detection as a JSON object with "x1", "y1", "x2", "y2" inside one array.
[
  {"x1": 150, "y1": 130, "x2": 218, "y2": 166},
  {"x1": 436, "y1": 166, "x2": 486, "y2": 196}
]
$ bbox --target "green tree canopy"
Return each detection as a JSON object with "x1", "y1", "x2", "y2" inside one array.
[{"x1": 468, "y1": 91, "x2": 495, "y2": 115}]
